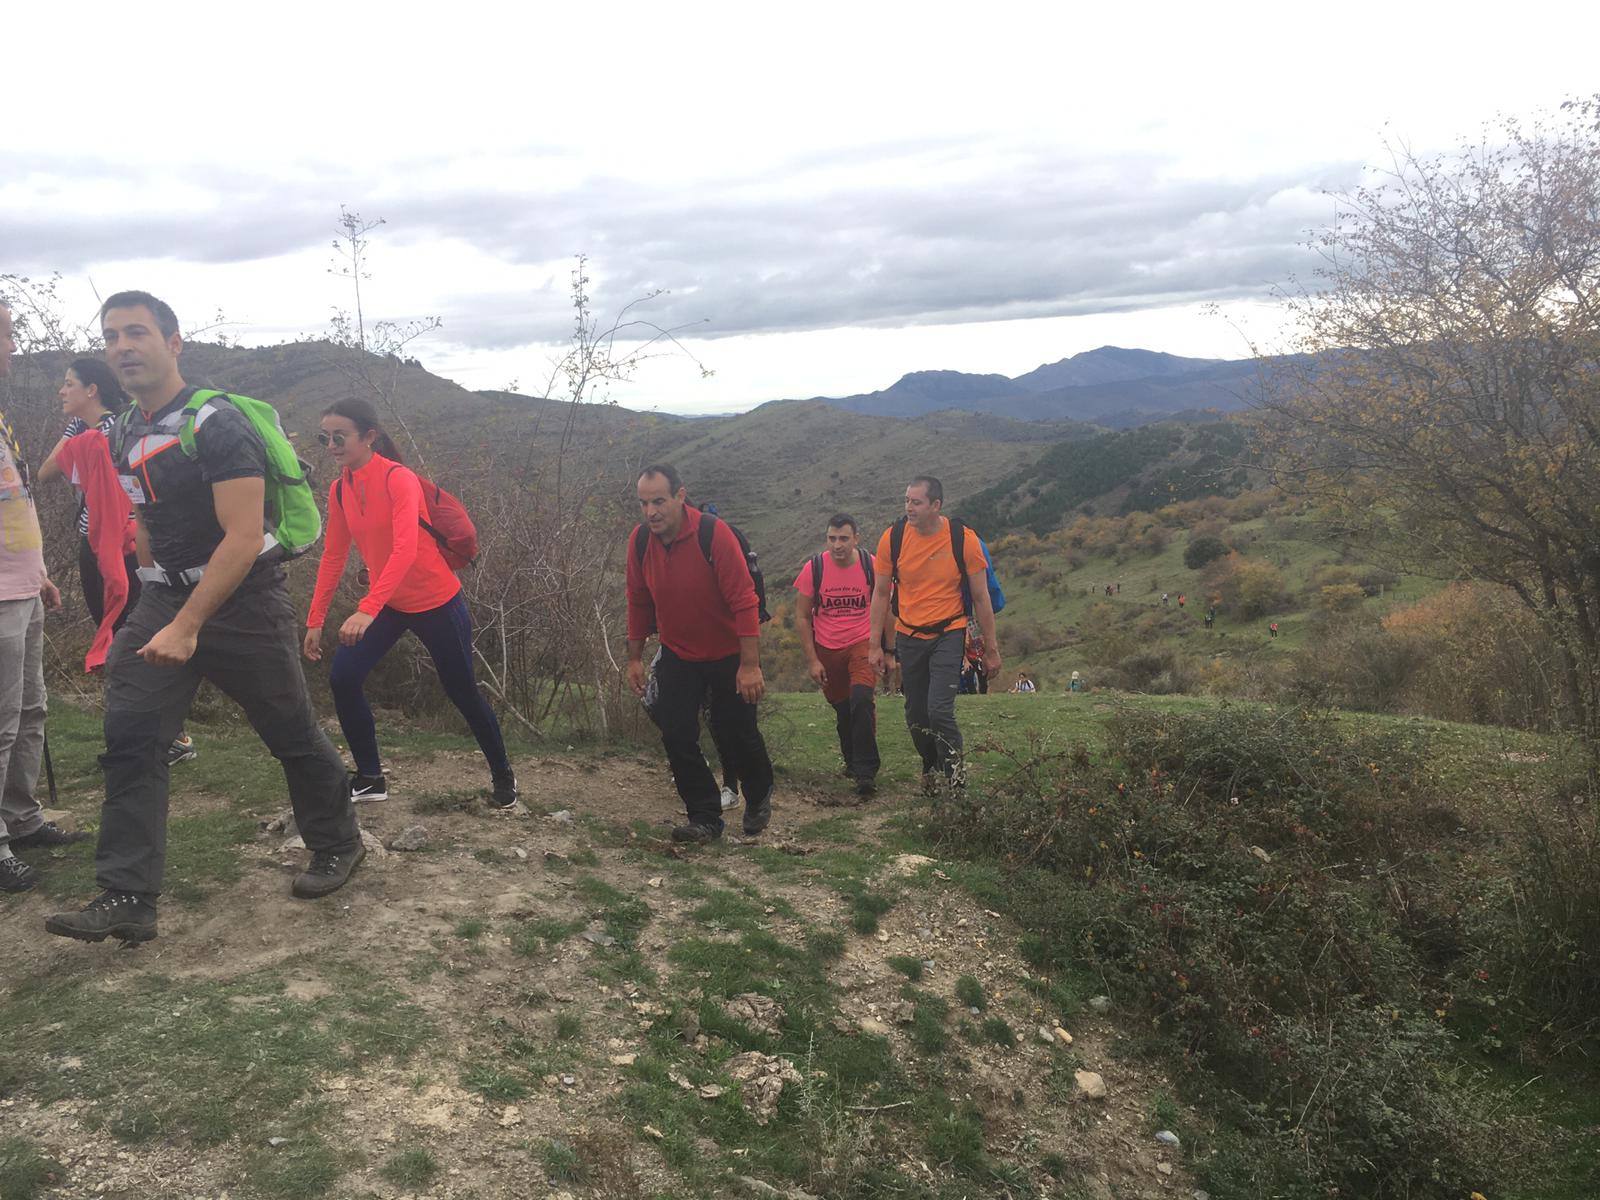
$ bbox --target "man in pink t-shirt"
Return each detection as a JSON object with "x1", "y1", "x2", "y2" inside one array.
[{"x1": 793, "y1": 514, "x2": 880, "y2": 797}]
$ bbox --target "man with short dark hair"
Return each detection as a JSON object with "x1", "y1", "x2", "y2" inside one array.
[
  {"x1": 794, "y1": 513, "x2": 880, "y2": 797},
  {"x1": 0, "y1": 300, "x2": 78, "y2": 895},
  {"x1": 626, "y1": 465, "x2": 774, "y2": 843},
  {"x1": 45, "y1": 291, "x2": 364, "y2": 944},
  {"x1": 869, "y1": 475, "x2": 1000, "y2": 791}
]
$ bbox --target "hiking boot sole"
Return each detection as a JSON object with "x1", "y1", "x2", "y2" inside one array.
[{"x1": 44, "y1": 916, "x2": 157, "y2": 944}]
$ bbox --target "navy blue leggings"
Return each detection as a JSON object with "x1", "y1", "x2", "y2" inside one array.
[{"x1": 328, "y1": 593, "x2": 511, "y2": 778}]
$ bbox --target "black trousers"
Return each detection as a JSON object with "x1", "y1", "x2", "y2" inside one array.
[
  {"x1": 831, "y1": 689, "x2": 880, "y2": 782},
  {"x1": 96, "y1": 574, "x2": 360, "y2": 896},
  {"x1": 653, "y1": 647, "x2": 773, "y2": 829}
]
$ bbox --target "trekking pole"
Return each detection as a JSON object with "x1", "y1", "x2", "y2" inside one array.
[{"x1": 43, "y1": 733, "x2": 58, "y2": 808}]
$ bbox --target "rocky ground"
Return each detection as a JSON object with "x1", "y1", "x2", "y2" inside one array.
[{"x1": 2, "y1": 733, "x2": 1206, "y2": 1200}]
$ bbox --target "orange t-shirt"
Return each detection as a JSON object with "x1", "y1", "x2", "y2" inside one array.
[{"x1": 875, "y1": 517, "x2": 987, "y2": 638}]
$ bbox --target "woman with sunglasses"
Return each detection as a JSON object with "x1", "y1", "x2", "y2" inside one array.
[
  {"x1": 37, "y1": 359, "x2": 195, "y2": 762},
  {"x1": 302, "y1": 398, "x2": 516, "y2": 809}
]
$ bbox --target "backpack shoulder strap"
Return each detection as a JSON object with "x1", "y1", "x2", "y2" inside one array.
[
  {"x1": 947, "y1": 517, "x2": 969, "y2": 581},
  {"x1": 861, "y1": 549, "x2": 876, "y2": 591},
  {"x1": 889, "y1": 516, "x2": 907, "y2": 577},
  {"x1": 110, "y1": 408, "x2": 136, "y2": 463},
  {"x1": 176, "y1": 389, "x2": 229, "y2": 459},
  {"x1": 810, "y1": 553, "x2": 825, "y2": 608},
  {"x1": 697, "y1": 512, "x2": 718, "y2": 563},
  {"x1": 632, "y1": 524, "x2": 651, "y2": 567}
]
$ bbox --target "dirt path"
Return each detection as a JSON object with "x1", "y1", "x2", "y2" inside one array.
[{"x1": 2, "y1": 742, "x2": 1201, "y2": 1200}]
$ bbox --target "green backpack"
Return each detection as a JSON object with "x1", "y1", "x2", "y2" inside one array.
[{"x1": 119, "y1": 389, "x2": 322, "y2": 557}]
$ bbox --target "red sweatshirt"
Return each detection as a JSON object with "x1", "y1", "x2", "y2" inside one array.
[
  {"x1": 308, "y1": 453, "x2": 460, "y2": 628},
  {"x1": 626, "y1": 506, "x2": 759, "y2": 661},
  {"x1": 55, "y1": 429, "x2": 135, "y2": 671}
]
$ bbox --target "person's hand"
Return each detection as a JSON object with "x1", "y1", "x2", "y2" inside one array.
[
  {"x1": 40, "y1": 578, "x2": 62, "y2": 611},
  {"x1": 868, "y1": 644, "x2": 885, "y2": 677},
  {"x1": 984, "y1": 645, "x2": 1002, "y2": 676},
  {"x1": 338, "y1": 611, "x2": 375, "y2": 646},
  {"x1": 627, "y1": 659, "x2": 648, "y2": 697},
  {"x1": 138, "y1": 622, "x2": 197, "y2": 667},
  {"x1": 736, "y1": 664, "x2": 765, "y2": 704},
  {"x1": 808, "y1": 659, "x2": 827, "y2": 689},
  {"x1": 303, "y1": 627, "x2": 324, "y2": 662}
]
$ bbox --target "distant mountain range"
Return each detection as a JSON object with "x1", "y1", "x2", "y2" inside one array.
[{"x1": 810, "y1": 345, "x2": 1281, "y2": 427}]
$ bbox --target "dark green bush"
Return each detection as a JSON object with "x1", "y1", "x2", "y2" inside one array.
[{"x1": 928, "y1": 702, "x2": 1530, "y2": 1198}]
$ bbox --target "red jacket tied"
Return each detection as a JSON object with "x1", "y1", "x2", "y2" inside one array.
[
  {"x1": 55, "y1": 429, "x2": 135, "y2": 671},
  {"x1": 626, "y1": 506, "x2": 759, "y2": 661}
]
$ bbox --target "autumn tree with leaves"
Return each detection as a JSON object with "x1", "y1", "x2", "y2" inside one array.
[{"x1": 1261, "y1": 98, "x2": 1600, "y2": 757}]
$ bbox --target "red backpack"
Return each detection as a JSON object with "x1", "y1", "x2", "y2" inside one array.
[{"x1": 336, "y1": 465, "x2": 478, "y2": 570}]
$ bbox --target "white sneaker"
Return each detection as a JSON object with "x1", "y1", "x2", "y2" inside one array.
[{"x1": 719, "y1": 786, "x2": 739, "y2": 811}]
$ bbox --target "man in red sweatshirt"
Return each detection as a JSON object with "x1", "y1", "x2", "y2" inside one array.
[{"x1": 626, "y1": 465, "x2": 773, "y2": 843}]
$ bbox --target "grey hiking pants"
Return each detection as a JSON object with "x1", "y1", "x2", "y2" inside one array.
[
  {"x1": 96, "y1": 574, "x2": 359, "y2": 896},
  {"x1": 896, "y1": 628, "x2": 965, "y2": 781},
  {"x1": 0, "y1": 596, "x2": 47, "y2": 847}
]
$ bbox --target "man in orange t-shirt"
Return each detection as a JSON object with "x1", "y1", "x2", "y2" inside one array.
[{"x1": 868, "y1": 476, "x2": 1000, "y2": 790}]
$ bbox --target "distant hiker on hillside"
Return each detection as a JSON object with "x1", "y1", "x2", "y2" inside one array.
[
  {"x1": 37, "y1": 359, "x2": 199, "y2": 761},
  {"x1": 1204, "y1": 607, "x2": 1215, "y2": 630},
  {"x1": 793, "y1": 514, "x2": 880, "y2": 798},
  {"x1": 1010, "y1": 672, "x2": 1036, "y2": 694},
  {"x1": 868, "y1": 475, "x2": 1000, "y2": 793},
  {"x1": 0, "y1": 300, "x2": 79, "y2": 896},
  {"x1": 46, "y1": 291, "x2": 364, "y2": 945},
  {"x1": 626, "y1": 465, "x2": 774, "y2": 843},
  {"x1": 1069, "y1": 670, "x2": 1083, "y2": 693},
  {"x1": 961, "y1": 623, "x2": 989, "y2": 695},
  {"x1": 302, "y1": 398, "x2": 516, "y2": 811},
  {"x1": 1269, "y1": 621, "x2": 1279, "y2": 639},
  {"x1": 1161, "y1": 592, "x2": 1170, "y2": 607},
  {"x1": 1178, "y1": 593, "x2": 1186, "y2": 609}
]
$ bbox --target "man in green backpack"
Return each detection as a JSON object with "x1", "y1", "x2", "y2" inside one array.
[{"x1": 46, "y1": 291, "x2": 364, "y2": 946}]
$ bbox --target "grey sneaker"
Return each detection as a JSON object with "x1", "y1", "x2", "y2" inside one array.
[
  {"x1": 488, "y1": 772, "x2": 519, "y2": 811},
  {"x1": 45, "y1": 890, "x2": 157, "y2": 943},
  {"x1": 291, "y1": 841, "x2": 366, "y2": 899},
  {"x1": 166, "y1": 734, "x2": 197, "y2": 766},
  {"x1": 0, "y1": 856, "x2": 38, "y2": 893},
  {"x1": 719, "y1": 786, "x2": 739, "y2": 812}
]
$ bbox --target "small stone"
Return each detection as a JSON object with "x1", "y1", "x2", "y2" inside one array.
[
  {"x1": 498, "y1": 1106, "x2": 522, "y2": 1127},
  {"x1": 609, "y1": 1053, "x2": 637, "y2": 1067},
  {"x1": 921, "y1": 959, "x2": 935, "y2": 973},
  {"x1": 648, "y1": 876, "x2": 664, "y2": 888},
  {"x1": 858, "y1": 1017, "x2": 891, "y2": 1036},
  {"x1": 387, "y1": 825, "x2": 429, "y2": 852},
  {"x1": 1193, "y1": 1191, "x2": 1211, "y2": 1200},
  {"x1": 1088, "y1": 995, "x2": 1112, "y2": 1014},
  {"x1": 722, "y1": 993, "x2": 785, "y2": 1037},
  {"x1": 560, "y1": 1074, "x2": 576, "y2": 1087},
  {"x1": 280, "y1": 835, "x2": 306, "y2": 852},
  {"x1": 261, "y1": 810, "x2": 295, "y2": 834},
  {"x1": 544, "y1": 850, "x2": 570, "y2": 866},
  {"x1": 512, "y1": 847, "x2": 528, "y2": 860},
  {"x1": 889, "y1": 1001, "x2": 915, "y2": 1025},
  {"x1": 1055, "y1": 1028, "x2": 1074, "y2": 1046},
  {"x1": 581, "y1": 927, "x2": 617, "y2": 947},
  {"x1": 643, "y1": 1125, "x2": 665, "y2": 1139},
  {"x1": 875, "y1": 931, "x2": 890, "y2": 943},
  {"x1": 1155, "y1": 1130, "x2": 1181, "y2": 1147},
  {"x1": 916, "y1": 927, "x2": 933, "y2": 939},
  {"x1": 266, "y1": 1137, "x2": 288, "y2": 1148},
  {"x1": 547, "y1": 809, "x2": 576, "y2": 824},
  {"x1": 698, "y1": 1084, "x2": 725, "y2": 1099},
  {"x1": 1157, "y1": 1162, "x2": 1174, "y2": 1176},
  {"x1": 1073, "y1": 1070, "x2": 1107, "y2": 1100},
  {"x1": 1249, "y1": 845, "x2": 1272, "y2": 864},
  {"x1": 358, "y1": 829, "x2": 388, "y2": 859},
  {"x1": 1038, "y1": 1026, "x2": 1056, "y2": 1045},
  {"x1": 669, "y1": 1069, "x2": 694, "y2": 1090}
]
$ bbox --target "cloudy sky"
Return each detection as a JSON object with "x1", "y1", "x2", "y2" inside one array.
[{"x1": 6, "y1": 2, "x2": 1598, "y2": 412}]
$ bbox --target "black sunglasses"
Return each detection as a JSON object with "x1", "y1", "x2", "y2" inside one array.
[{"x1": 315, "y1": 431, "x2": 348, "y2": 448}]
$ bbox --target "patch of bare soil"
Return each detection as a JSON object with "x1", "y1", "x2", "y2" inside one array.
[{"x1": 4, "y1": 743, "x2": 1201, "y2": 1199}]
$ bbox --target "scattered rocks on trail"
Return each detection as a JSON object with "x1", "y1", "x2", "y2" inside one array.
[
  {"x1": 261, "y1": 809, "x2": 294, "y2": 834},
  {"x1": 722, "y1": 993, "x2": 785, "y2": 1036},
  {"x1": 1037, "y1": 1026, "x2": 1057, "y2": 1045},
  {"x1": 497, "y1": 1105, "x2": 522, "y2": 1128},
  {"x1": 724, "y1": 1052, "x2": 803, "y2": 1125},
  {"x1": 1249, "y1": 845, "x2": 1272, "y2": 864},
  {"x1": 858, "y1": 1017, "x2": 891, "y2": 1036},
  {"x1": 547, "y1": 809, "x2": 576, "y2": 825},
  {"x1": 1155, "y1": 1129, "x2": 1181, "y2": 1147},
  {"x1": 1088, "y1": 994, "x2": 1112, "y2": 1014},
  {"x1": 1074, "y1": 1070, "x2": 1108, "y2": 1100},
  {"x1": 580, "y1": 926, "x2": 617, "y2": 947},
  {"x1": 885, "y1": 853, "x2": 935, "y2": 877},
  {"x1": 387, "y1": 825, "x2": 429, "y2": 852},
  {"x1": 889, "y1": 1001, "x2": 916, "y2": 1025}
]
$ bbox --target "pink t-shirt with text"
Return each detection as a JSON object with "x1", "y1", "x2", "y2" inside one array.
[{"x1": 793, "y1": 552, "x2": 875, "y2": 651}]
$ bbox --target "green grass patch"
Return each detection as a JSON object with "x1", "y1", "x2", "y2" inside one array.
[
  {"x1": 0, "y1": 1137, "x2": 61, "y2": 1200},
  {"x1": 379, "y1": 1146, "x2": 439, "y2": 1187},
  {"x1": 243, "y1": 1134, "x2": 344, "y2": 1200},
  {"x1": 575, "y1": 875, "x2": 651, "y2": 946},
  {"x1": 510, "y1": 915, "x2": 586, "y2": 957},
  {"x1": 461, "y1": 1065, "x2": 529, "y2": 1102},
  {"x1": 887, "y1": 954, "x2": 925, "y2": 982},
  {"x1": 980, "y1": 1016, "x2": 1017, "y2": 1048},
  {"x1": 0, "y1": 962, "x2": 429, "y2": 1148},
  {"x1": 954, "y1": 975, "x2": 986, "y2": 1012},
  {"x1": 540, "y1": 1137, "x2": 584, "y2": 1183},
  {"x1": 454, "y1": 917, "x2": 488, "y2": 940}
]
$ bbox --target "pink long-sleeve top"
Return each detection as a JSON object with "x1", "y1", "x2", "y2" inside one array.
[{"x1": 307, "y1": 453, "x2": 460, "y2": 627}]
